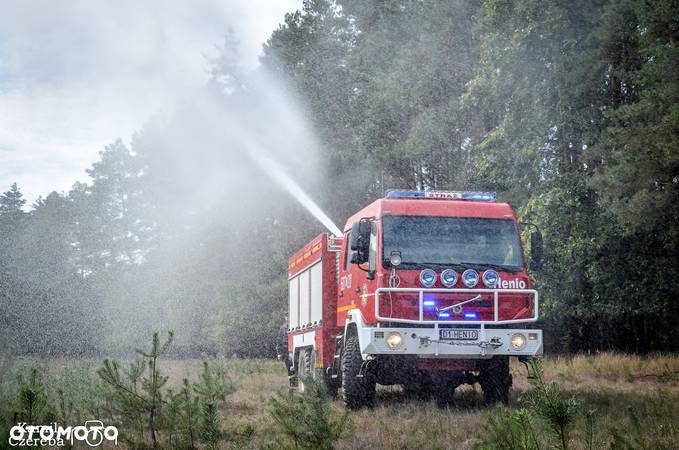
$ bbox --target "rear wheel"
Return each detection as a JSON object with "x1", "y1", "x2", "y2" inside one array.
[
  {"x1": 341, "y1": 333, "x2": 375, "y2": 409},
  {"x1": 297, "y1": 348, "x2": 314, "y2": 393},
  {"x1": 323, "y1": 372, "x2": 339, "y2": 399},
  {"x1": 478, "y1": 356, "x2": 512, "y2": 405}
]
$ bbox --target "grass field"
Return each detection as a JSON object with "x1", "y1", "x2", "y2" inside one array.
[{"x1": 1, "y1": 353, "x2": 679, "y2": 449}]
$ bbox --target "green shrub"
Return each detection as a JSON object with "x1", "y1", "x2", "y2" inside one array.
[
  {"x1": 526, "y1": 359, "x2": 580, "y2": 450},
  {"x1": 266, "y1": 377, "x2": 348, "y2": 450},
  {"x1": 97, "y1": 332, "x2": 173, "y2": 448},
  {"x1": 14, "y1": 368, "x2": 55, "y2": 424},
  {"x1": 476, "y1": 406, "x2": 541, "y2": 450},
  {"x1": 192, "y1": 362, "x2": 237, "y2": 450},
  {"x1": 98, "y1": 331, "x2": 238, "y2": 449},
  {"x1": 476, "y1": 358, "x2": 582, "y2": 450},
  {"x1": 0, "y1": 368, "x2": 57, "y2": 449},
  {"x1": 166, "y1": 379, "x2": 201, "y2": 450}
]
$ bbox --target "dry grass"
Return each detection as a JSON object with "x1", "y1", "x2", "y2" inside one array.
[
  {"x1": 217, "y1": 354, "x2": 679, "y2": 449},
  {"x1": 541, "y1": 352, "x2": 679, "y2": 384},
  {"x1": 2, "y1": 353, "x2": 679, "y2": 449}
]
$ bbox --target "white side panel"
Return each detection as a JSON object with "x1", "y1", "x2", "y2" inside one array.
[
  {"x1": 299, "y1": 270, "x2": 310, "y2": 327},
  {"x1": 310, "y1": 262, "x2": 323, "y2": 323},
  {"x1": 288, "y1": 276, "x2": 299, "y2": 329},
  {"x1": 292, "y1": 331, "x2": 316, "y2": 349}
]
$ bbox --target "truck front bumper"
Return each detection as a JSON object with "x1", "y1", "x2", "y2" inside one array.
[{"x1": 360, "y1": 327, "x2": 543, "y2": 358}]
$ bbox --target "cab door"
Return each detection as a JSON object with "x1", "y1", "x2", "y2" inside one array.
[{"x1": 337, "y1": 219, "x2": 379, "y2": 324}]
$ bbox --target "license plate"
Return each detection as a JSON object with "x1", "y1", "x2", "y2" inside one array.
[{"x1": 440, "y1": 329, "x2": 478, "y2": 340}]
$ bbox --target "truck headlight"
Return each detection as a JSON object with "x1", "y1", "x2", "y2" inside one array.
[
  {"x1": 482, "y1": 270, "x2": 499, "y2": 288},
  {"x1": 462, "y1": 269, "x2": 479, "y2": 288},
  {"x1": 419, "y1": 269, "x2": 437, "y2": 287},
  {"x1": 511, "y1": 333, "x2": 526, "y2": 350},
  {"x1": 386, "y1": 332, "x2": 403, "y2": 349},
  {"x1": 441, "y1": 269, "x2": 458, "y2": 287}
]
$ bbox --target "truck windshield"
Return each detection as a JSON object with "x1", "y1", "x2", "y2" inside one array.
[{"x1": 382, "y1": 216, "x2": 524, "y2": 271}]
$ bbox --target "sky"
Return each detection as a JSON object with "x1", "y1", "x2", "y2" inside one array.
[{"x1": 0, "y1": 0, "x2": 301, "y2": 203}]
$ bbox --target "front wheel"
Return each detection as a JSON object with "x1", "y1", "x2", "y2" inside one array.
[{"x1": 341, "y1": 333, "x2": 375, "y2": 409}]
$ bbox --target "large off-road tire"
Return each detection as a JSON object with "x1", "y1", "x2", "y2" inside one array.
[
  {"x1": 478, "y1": 356, "x2": 512, "y2": 405},
  {"x1": 297, "y1": 348, "x2": 314, "y2": 393},
  {"x1": 341, "y1": 333, "x2": 375, "y2": 409}
]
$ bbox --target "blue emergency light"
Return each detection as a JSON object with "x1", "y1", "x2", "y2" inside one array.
[
  {"x1": 386, "y1": 190, "x2": 496, "y2": 202},
  {"x1": 464, "y1": 311, "x2": 478, "y2": 320}
]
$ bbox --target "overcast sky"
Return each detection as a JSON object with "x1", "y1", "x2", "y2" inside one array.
[{"x1": 0, "y1": 0, "x2": 301, "y2": 203}]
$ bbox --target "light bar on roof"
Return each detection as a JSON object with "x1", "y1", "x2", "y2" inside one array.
[{"x1": 386, "y1": 190, "x2": 496, "y2": 202}]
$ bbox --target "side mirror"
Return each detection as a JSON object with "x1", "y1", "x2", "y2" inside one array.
[
  {"x1": 349, "y1": 219, "x2": 371, "y2": 265},
  {"x1": 530, "y1": 230, "x2": 543, "y2": 271}
]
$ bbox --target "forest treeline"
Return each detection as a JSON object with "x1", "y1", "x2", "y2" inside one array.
[{"x1": 1, "y1": 0, "x2": 677, "y2": 355}]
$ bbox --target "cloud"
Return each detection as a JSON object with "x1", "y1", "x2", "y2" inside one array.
[{"x1": 0, "y1": 0, "x2": 301, "y2": 202}]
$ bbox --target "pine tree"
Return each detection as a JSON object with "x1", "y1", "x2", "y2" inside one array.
[
  {"x1": 0, "y1": 183, "x2": 29, "y2": 353},
  {"x1": 13, "y1": 368, "x2": 54, "y2": 425},
  {"x1": 0, "y1": 183, "x2": 26, "y2": 214},
  {"x1": 167, "y1": 379, "x2": 201, "y2": 450},
  {"x1": 98, "y1": 332, "x2": 173, "y2": 448},
  {"x1": 267, "y1": 377, "x2": 348, "y2": 450}
]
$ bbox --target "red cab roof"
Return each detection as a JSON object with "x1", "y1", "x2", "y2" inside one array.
[{"x1": 343, "y1": 198, "x2": 516, "y2": 233}]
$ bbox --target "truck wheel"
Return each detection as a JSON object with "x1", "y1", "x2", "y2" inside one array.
[
  {"x1": 341, "y1": 334, "x2": 375, "y2": 409},
  {"x1": 324, "y1": 373, "x2": 339, "y2": 399},
  {"x1": 479, "y1": 356, "x2": 512, "y2": 405},
  {"x1": 297, "y1": 348, "x2": 313, "y2": 393}
]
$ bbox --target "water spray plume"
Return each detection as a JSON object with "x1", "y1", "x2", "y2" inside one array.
[{"x1": 247, "y1": 150, "x2": 343, "y2": 237}]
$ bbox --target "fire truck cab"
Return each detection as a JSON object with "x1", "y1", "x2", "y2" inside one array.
[{"x1": 287, "y1": 191, "x2": 543, "y2": 408}]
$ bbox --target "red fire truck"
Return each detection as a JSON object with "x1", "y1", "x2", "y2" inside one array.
[{"x1": 286, "y1": 191, "x2": 543, "y2": 408}]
